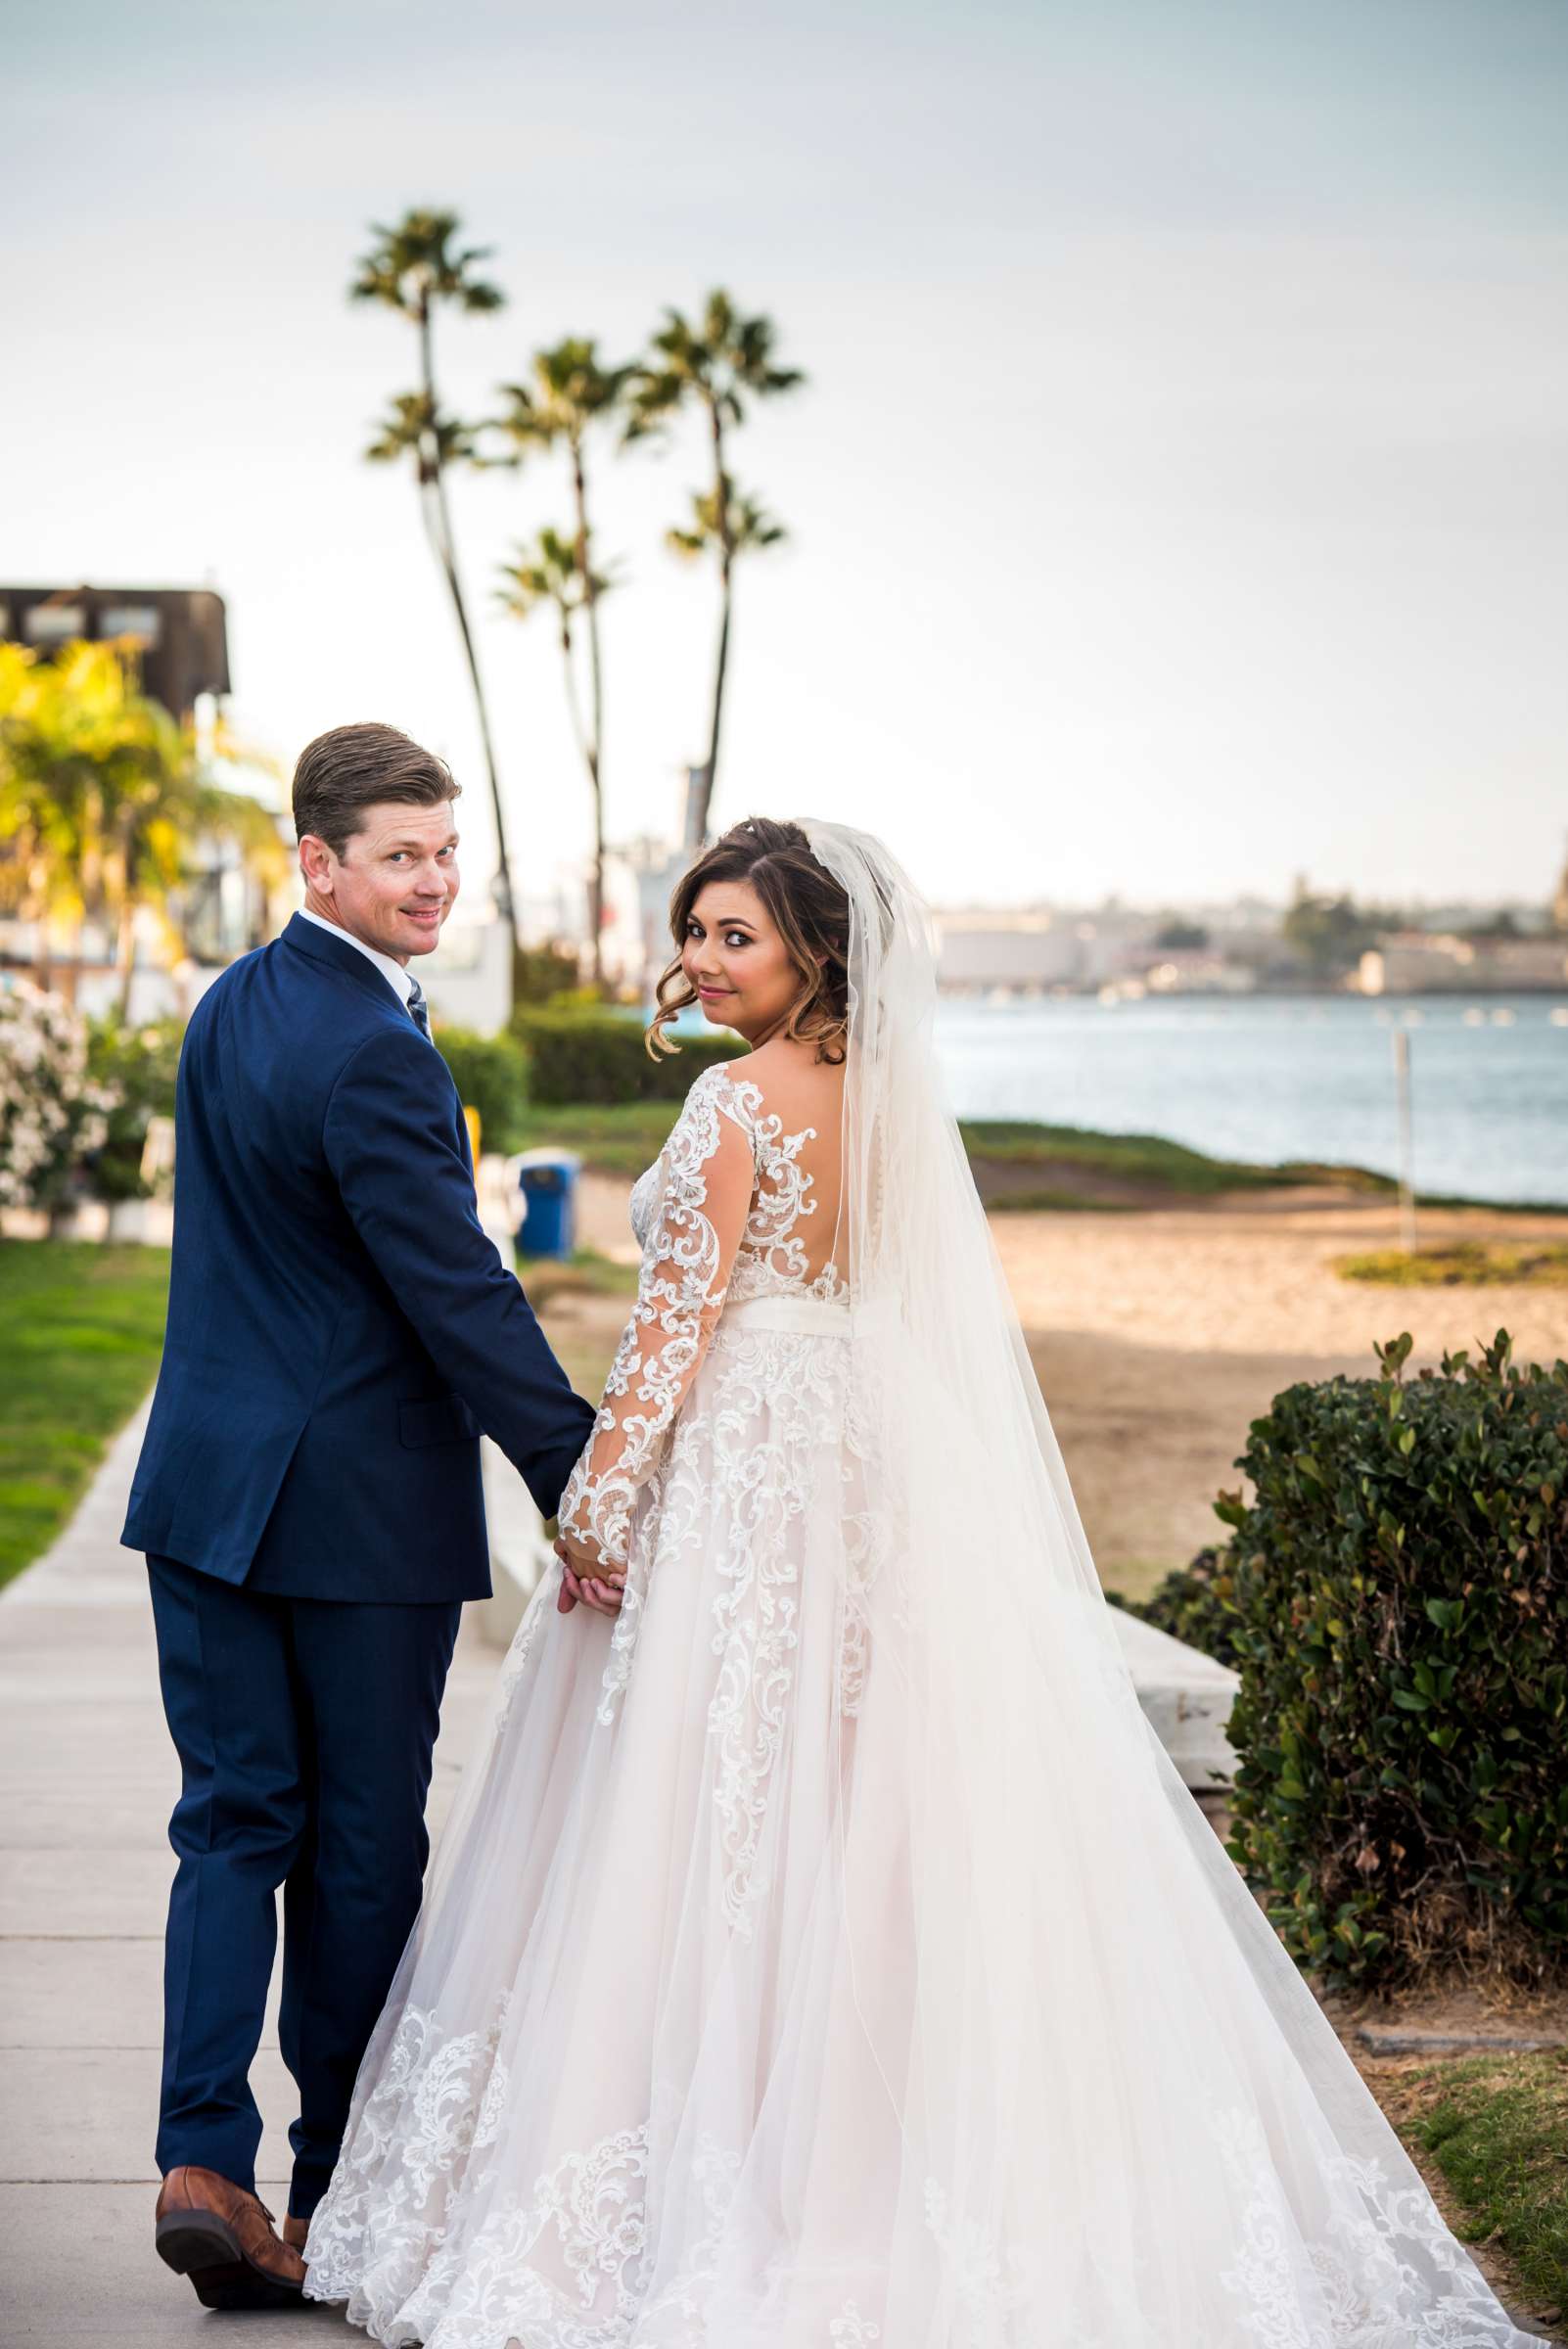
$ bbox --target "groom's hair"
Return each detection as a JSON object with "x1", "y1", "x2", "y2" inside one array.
[{"x1": 292, "y1": 723, "x2": 459, "y2": 858}]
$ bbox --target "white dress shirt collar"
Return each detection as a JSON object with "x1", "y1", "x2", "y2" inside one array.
[{"x1": 298, "y1": 906, "x2": 413, "y2": 1006}]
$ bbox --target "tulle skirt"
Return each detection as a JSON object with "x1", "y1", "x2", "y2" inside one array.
[{"x1": 304, "y1": 1302, "x2": 1538, "y2": 2347}]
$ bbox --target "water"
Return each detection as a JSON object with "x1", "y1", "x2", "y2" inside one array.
[{"x1": 933, "y1": 994, "x2": 1568, "y2": 1209}]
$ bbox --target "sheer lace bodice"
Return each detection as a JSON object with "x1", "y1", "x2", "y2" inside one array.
[{"x1": 558, "y1": 1058, "x2": 846, "y2": 1572}]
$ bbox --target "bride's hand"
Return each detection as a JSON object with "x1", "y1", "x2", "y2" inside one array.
[{"x1": 554, "y1": 1535, "x2": 625, "y2": 1617}]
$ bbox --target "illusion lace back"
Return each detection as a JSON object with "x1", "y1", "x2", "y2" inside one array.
[{"x1": 305, "y1": 1034, "x2": 1541, "y2": 2348}]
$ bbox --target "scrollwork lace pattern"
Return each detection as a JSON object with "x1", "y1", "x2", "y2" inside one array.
[
  {"x1": 312, "y1": 2043, "x2": 1520, "y2": 2349},
  {"x1": 1210, "y1": 2104, "x2": 1525, "y2": 2348},
  {"x1": 559, "y1": 1066, "x2": 847, "y2": 1578},
  {"x1": 305, "y1": 1050, "x2": 1535, "y2": 2349}
]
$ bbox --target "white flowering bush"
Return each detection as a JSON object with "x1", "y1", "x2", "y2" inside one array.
[{"x1": 0, "y1": 982, "x2": 120, "y2": 1213}]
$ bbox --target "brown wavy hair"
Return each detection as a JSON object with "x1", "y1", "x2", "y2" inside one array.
[{"x1": 647, "y1": 818, "x2": 850, "y2": 1063}]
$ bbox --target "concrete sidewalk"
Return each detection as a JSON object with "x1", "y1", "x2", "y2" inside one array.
[{"x1": 0, "y1": 1405, "x2": 499, "y2": 2346}]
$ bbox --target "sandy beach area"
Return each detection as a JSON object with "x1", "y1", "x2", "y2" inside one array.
[{"x1": 557, "y1": 1175, "x2": 1568, "y2": 1606}]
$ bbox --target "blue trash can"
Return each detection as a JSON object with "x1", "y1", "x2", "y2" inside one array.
[{"x1": 515, "y1": 1147, "x2": 581, "y2": 1260}]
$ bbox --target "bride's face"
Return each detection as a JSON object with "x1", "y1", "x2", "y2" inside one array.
[{"x1": 682, "y1": 878, "x2": 800, "y2": 1042}]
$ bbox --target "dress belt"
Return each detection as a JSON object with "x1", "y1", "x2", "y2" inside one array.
[{"x1": 720, "y1": 1294, "x2": 853, "y2": 1338}]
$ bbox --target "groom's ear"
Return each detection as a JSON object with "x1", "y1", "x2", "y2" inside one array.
[{"x1": 299, "y1": 832, "x2": 337, "y2": 892}]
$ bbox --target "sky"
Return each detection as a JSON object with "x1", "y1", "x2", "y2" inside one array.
[{"x1": 5, "y1": 0, "x2": 1567, "y2": 919}]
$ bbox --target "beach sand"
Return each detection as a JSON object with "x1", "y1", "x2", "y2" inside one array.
[
  {"x1": 998, "y1": 1188, "x2": 1568, "y2": 1600},
  {"x1": 555, "y1": 1176, "x2": 1568, "y2": 1607}
]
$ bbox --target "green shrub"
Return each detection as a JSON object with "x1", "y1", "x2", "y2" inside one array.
[
  {"x1": 1221, "y1": 1330, "x2": 1568, "y2": 1990},
  {"x1": 514, "y1": 1009, "x2": 740, "y2": 1107},
  {"x1": 85, "y1": 1016, "x2": 183, "y2": 1201},
  {"x1": 1107, "y1": 1547, "x2": 1243, "y2": 1671},
  {"x1": 435, "y1": 1027, "x2": 530, "y2": 1154},
  {"x1": 512, "y1": 940, "x2": 582, "y2": 1005}
]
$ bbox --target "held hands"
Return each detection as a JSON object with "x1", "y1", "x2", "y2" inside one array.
[{"x1": 554, "y1": 1534, "x2": 625, "y2": 1616}]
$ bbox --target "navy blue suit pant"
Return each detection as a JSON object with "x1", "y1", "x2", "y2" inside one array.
[{"x1": 147, "y1": 1555, "x2": 461, "y2": 2220}]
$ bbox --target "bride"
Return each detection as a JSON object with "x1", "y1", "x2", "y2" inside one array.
[{"x1": 304, "y1": 819, "x2": 1540, "y2": 2347}]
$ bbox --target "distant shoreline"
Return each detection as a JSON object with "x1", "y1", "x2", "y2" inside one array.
[
  {"x1": 517, "y1": 1098, "x2": 1568, "y2": 1221},
  {"x1": 936, "y1": 985, "x2": 1568, "y2": 1006}
]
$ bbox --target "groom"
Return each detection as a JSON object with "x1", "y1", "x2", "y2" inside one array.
[{"x1": 123, "y1": 722, "x2": 595, "y2": 2309}]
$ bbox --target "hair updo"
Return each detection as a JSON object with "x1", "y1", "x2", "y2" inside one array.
[{"x1": 646, "y1": 817, "x2": 851, "y2": 1063}]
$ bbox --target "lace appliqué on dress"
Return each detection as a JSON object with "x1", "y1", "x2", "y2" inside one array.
[
  {"x1": 305, "y1": 1999, "x2": 510, "y2": 2318},
  {"x1": 558, "y1": 1066, "x2": 745, "y2": 1573},
  {"x1": 1211, "y1": 2104, "x2": 1522, "y2": 2347}
]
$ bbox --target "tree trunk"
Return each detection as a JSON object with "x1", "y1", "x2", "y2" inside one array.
[
  {"x1": 116, "y1": 898, "x2": 136, "y2": 1021},
  {"x1": 587, "y1": 755, "x2": 606, "y2": 996},
  {"x1": 418, "y1": 294, "x2": 522, "y2": 958},
  {"x1": 432, "y1": 470, "x2": 521, "y2": 955},
  {"x1": 691, "y1": 403, "x2": 735, "y2": 847},
  {"x1": 558, "y1": 619, "x2": 605, "y2": 994},
  {"x1": 699, "y1": 562, "x2": 733, "y2": 851},
  {"x1": 571, "y1": 444, "x2": 608, "y2": 994},
  {"x1": 115, "y1": 813, "x2": 137, "y2": 1020}
]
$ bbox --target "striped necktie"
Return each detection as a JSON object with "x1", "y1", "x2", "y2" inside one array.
[{"x1": 406, "y1": 976, "x2": 432, "y2": 1040}]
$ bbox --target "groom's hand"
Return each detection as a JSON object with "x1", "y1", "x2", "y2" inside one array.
[{"x1": 554, "y1": 1536, "x2": 625, "y2": 1617}]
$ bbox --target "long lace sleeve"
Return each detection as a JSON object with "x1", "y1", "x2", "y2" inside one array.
[{"x1": 558, "y1": 1068, "x2": 755, "y2": 1571}]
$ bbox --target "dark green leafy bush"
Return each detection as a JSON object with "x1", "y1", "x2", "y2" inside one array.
[
  {"x1": 434, "y1": 1027, "x2": 530, "y2": 1155},
  {"x1": 1222, "y1": 1331, "x2": 1568, "y2": 1989},
  {"x1": 515, "y1": 1009, "x2": 740, "y2": 1107}
]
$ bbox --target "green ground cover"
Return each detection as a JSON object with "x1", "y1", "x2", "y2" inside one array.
[
  {"x1": 1335, "y1": 1240, "x2": 1568, "y2": 1287},
  {"x1": 1399, "y1": 2051, "x2": 1568, "y2": 2325},
  {"x1": 515, "y1": 1098, "x2": 1450, "y2": 1206},
  {"x1": 0, "y1": 1243, "x2": 170, "y2": 1590}
]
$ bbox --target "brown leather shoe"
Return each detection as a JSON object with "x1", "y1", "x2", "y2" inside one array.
[
  {"x1": 282, "y1": 2211, "x2": 309, "y2": 2256},
  {"x1": 155, "y1": 2166, "x2": 305, "y2": 2309}
]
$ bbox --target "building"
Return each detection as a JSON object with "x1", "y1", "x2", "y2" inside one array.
[
  {"x1": 0, "y1": 584, "x2": 230, "y2": 720},
  {"x1": 0, "y1": 582, "x2": 282, "y2": 1012},
  {"x1": 934, "y1": 907, "x2": 1161, "y2": 994},
  {"x1": 1358, "y1": 933, "x2": 1568, "y2": 994}
]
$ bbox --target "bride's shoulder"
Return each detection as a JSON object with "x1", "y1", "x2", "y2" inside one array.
[
  {"x1": 677, "y1": 1055, "x2": 763, "y2": 1133},
  {"x1": 679, "y1": 1040, "x2": 840, "y2": 1136},
  {"x1": 728, "y1": 1036, "x2": 844, "y2": 1120}
]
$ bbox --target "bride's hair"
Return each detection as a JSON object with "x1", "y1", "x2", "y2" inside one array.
[{"x1": 647, "y1": 817, "x2": 851, "y2": 1063}]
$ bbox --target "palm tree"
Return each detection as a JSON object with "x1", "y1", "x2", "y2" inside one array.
[
  {"x1": 349, "y1": 209, "x2": 519, "y2": 951},
  {"x1": 493, "y1": 341, "x2": 634, "y2": 987},
  {"x1": 628, "y1": 291, "x2": 803, "y2": 842},
  {"x1": 495, "y1": 529, "x2": 618, "y2": 990}
]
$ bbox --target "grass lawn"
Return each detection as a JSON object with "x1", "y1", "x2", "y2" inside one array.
[
  {"x1": 1335, "y1": 1240, "x2": 1568, "y2": 1287},
  {"x1": 0, "y1": 1242, "x2": 169, "y2": 1591},
  {"x1": 1381, "y1": 2050, "x2": 1568, "y2": 2328}
]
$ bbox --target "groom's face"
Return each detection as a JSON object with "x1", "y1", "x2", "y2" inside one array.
[{"x1": 301, "y1": 799, "x2": 460, "y2": 963}]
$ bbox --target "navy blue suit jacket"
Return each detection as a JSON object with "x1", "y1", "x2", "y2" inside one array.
[{"x1": 122, "y1": 913, "x2": 595, "y2": 1602}]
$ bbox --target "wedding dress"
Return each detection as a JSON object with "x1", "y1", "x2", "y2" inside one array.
[{"x1": 305, "y1": 823, "x2": 1542, "y2": 2347}]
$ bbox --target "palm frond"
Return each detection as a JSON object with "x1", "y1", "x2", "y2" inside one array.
[{"x1": 347, "y1": 207, "x2": 506, "y2": 316}]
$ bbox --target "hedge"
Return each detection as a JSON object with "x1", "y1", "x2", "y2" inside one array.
[
  {"x1": 435, "y1": 1027, "x2": 530, "y2": 1155},
  {"x1": 514, "y1": 1009, "x2": 741, "y2": 1107},
  {"x1": 86, "y1": 1016, "x2": 183, "y2": 1201},
  {"x1": 1217, "y1": 1331, "x2": 1568, "y2": 1989}
]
